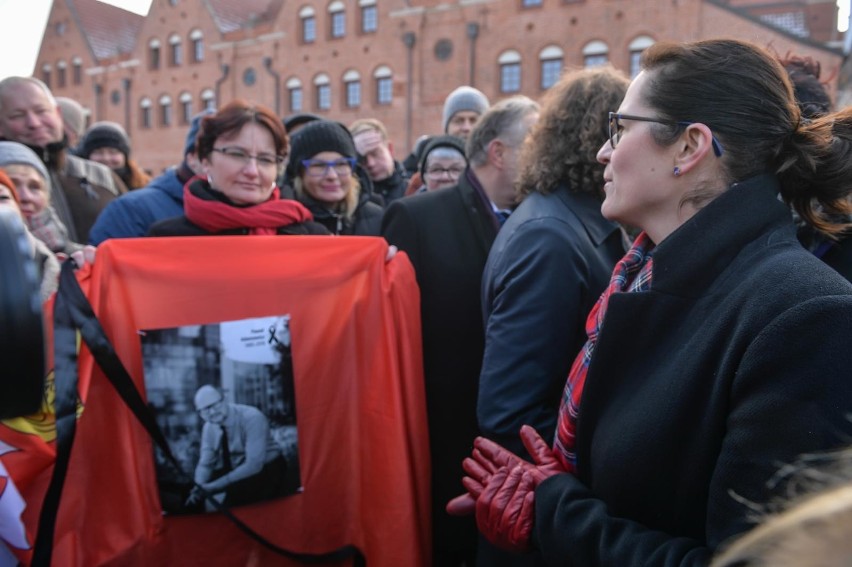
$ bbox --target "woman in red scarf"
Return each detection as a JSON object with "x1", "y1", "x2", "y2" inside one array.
[{"x1": 148, "y1": 100, "x2": 328, "y2": 237}]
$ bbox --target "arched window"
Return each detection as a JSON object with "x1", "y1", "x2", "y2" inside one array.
[
  {"x1": 359, "y1": 0, "x2": 377, "y2": 33},
  {"x1": 42, "y1": 63, "x2": 52, "y2": 87},
  {"x1": 159, "y1": 94, "x2": 172, "y2": 126},
  {"x1": 179, "y1": 91, "x2": 192, "y2": 124},
  {"x1": 169, "y1": 33, "x2": 182, "y2": 66},
  {"x1": 149, "y1": 38, "x2": 161, "y2": 70},
  {"x1": 314, "y1": 73, "x2": 331, "y2": 110},
  {"x1": 189, "y1": 29, "x2": 204, "y2": 63},
  {"x1": 539, "y1": 45, "x2": 563, "y2": 90},
  {"x1": 140, "y1": 97, "x2": 152, "y2": 129},
  {"x1": 300, "y1": 6, "x2": 316, "y2": 43},
  {"x1": 200, "y1": 88, "x2": 216, "y2": 112},
  {"x1": 628, "y1": 35, "x2": 655, "y2": 78},
  {"x1": 72, "y1": 56, "x2": 83, "y2": 85},
  {"x1": 498, "y1": 50, "x2": 522, "y2": 93},
  {"x1": 373, "y1": 65, "x2": 392, "y2": 105},
  {"x1": 343, "y1": 70, "x2": 361, "y2": 108},
  {"x1": 582, "y1": 40, "x2": 609, "y2": 68},
  {"x1": 286, "y1": 77, "x2": 303, "y2": 112},
  {"x1": 329, "y1": 1, "x2": 346, "y2": 39},
  {"x1": 56, "y1": 60, "x2": 67, "y2": 88}
]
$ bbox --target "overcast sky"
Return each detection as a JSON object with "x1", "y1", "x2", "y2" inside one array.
[{"x1": 0, "y1": 0, "x2": 849, "y2": 81}]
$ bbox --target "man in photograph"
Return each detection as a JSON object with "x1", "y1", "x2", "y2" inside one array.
[{"x1": 186, "y1": 385, "x2": 287, "y2": 510}]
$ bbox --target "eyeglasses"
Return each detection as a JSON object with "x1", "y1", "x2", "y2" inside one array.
[
  {"x1": 212, "y1": 147, "x2": 285, "y2": 169},
  {"x1": 197, "y1": 398, "x2": 224, "y2": 418},
  {"x1": 301, "y1": 157, "x2": 356, "y2": 178},
  {"x1": 425, "y1": 165, "x2": 465, "y2": 179},
  {"x1": 608, "y1": 112, "x2": 724, "y2": 157}
]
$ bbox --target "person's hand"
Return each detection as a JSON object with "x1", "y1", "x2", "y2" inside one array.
[
  {"x1": 185, "y1": 485, "x2": 204, "y2": 507},
  {"x1": 69, "y1": 245, "x2": 96, "y2": 268},
  {"x1": 446, "y1": 426, "x2": 564, "y2": 516},
  {"x1": 386, "y1": 244, "x2": 398, "y2": 262},
  {"x1": 476, "y1": 465, "x2": 538, "y2": 552}
]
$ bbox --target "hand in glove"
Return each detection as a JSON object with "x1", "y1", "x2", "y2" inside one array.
[
  {"x1": 446, "y1": 425, "x2": 564, "y2": 516},
  {"x1": 476, "y1": 465, "x2": 538, "y2": 552}
]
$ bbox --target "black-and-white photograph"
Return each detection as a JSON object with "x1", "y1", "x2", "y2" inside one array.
[{"x1": 141, "y1": 314, "x2": 301, "y2": 515}]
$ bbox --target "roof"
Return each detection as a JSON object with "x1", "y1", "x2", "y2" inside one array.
[
  {"x1": 68, "y1": 0, "x2": 146, "y2": 60},
  {"x1": 204, "y1": 0, "x2": 285, "y2": 34}
]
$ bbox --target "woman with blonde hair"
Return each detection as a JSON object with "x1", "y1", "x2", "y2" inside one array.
[{"x1": 289, "y1": 120, "x2": 383, "y2": 235}]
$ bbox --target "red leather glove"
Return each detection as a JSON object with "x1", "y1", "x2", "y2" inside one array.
[
  {"x1": 476, "y1": 465, "x2": 538, "y2": 552},
  {"x1": 446, "y1": 425, "x2": 564, "y2": 516}
]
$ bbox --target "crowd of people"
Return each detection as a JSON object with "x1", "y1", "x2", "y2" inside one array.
[{"x1": 3, "y1": 37, "x2": 852, "y2": 567}]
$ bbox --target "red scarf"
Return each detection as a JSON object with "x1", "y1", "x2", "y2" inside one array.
[
  {"x1": 553, "y1": 232, "x2": 655, "y2": 472},
  {"x1": 183, "y1": 176, "x2": 313, "y2": 235}
]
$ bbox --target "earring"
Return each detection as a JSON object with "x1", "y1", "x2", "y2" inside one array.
[{"x1": 673, "y1": 166, "x2": 681, "y2": 177}]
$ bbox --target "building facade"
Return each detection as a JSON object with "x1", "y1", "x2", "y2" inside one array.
[{"x1": 35, "y1": 0, "x2": 845, "y2": 173}]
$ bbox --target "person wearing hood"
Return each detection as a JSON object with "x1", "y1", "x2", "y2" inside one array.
[
  {"x1": 0, "y1": 169, "x2": 59, "y2": 301},
  {"x1": 147, "y1": 100, "x2": 327, "y2": 237},
  {"x1": 289, "y1": 120, "x2": 383, "y2": 235},
  {"x1": 0, "y1": 76, "x2": 126, "y2": 244},
  {"x1": 79, "y1": 121, "x2": 151, "y2": 190},
  {"x1": 87, "y1": 110, "x2": 212, "y2": 244},
  {"x1": 0, "y1": 140, "x2": 82, "y2": 256}
]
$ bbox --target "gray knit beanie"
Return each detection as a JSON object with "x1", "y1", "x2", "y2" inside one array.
[
  {"x1": 442, "y1": 86, "x2": 490, "y2": 133},
  {"x1": 56, "y1": 97, "x2": 86, "y2": 139},
  {"x1": 0, "y1": 141, "x2": 49, "y2": 182},
  {"x1": 79, "y1": 121, "x2": 131, "y2": 159}
]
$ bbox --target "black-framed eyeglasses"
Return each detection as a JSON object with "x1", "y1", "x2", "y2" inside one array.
[
  {"x1": 425, "y1": 165, "x2": 465, "y2": 179},
  {"x1": 197, "y1": 398, "x2": 225, "y2": 417},
  {"x1": 608, "y1": 112, "x2": 724, "y2": 157},
  {"x1": 301, "y1": 157, "x2": 357, "y2": 178},
  {"x1": 212, "y1": 146, "x2": 285, "y2": 168}
]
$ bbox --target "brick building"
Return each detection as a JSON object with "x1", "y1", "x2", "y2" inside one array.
[{"x1": 35, "y1": 0, "x2": 846, "y2": 173}]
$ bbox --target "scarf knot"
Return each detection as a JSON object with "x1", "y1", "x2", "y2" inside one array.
[{"x1": 183, "y1": 176, "x2": 313, "y2": 235}]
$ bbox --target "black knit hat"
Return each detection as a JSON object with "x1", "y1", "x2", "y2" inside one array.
[
  {"x1": 79, "y1": 121, "x2": 131, "y2": 159},
  {"x1": 418, "y1": 135, "x2": 467, "y2": 176},
  {"x1": 283, "y1": 112, "x2": 322, "y2": 134},
  {"x1": 289, "y1": 120, "x2": 357, "y2": 174}
]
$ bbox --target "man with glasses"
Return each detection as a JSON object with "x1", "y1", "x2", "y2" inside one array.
[
  {"x1": 417, "y1": 135, "x2": 467, "y2": 193},
  {"x1": 381, "y1": 95, "x2": 540, "y2": 567},
  {"x1": 185, "y1": 385, "x2": 287, "y2": 512}
]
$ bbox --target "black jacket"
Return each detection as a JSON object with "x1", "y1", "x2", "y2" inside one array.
[
  {"x1": 371, "y1": 161, "x2": 409, "y2": 205},
  {"x1": 382, "y1": 170, "x2": 498, "y2": 564},
  {"x1": 532, "y1": 174, "x2": 852, "y2": 566}
]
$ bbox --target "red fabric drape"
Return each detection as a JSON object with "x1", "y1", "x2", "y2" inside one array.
[{"x1": 1, "y1": 236, "x2": 429, "y2": 566}]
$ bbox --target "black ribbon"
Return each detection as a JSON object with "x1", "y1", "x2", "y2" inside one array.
[{"x1": 32, "y1": 261, "x2": 365, "y2": 566}]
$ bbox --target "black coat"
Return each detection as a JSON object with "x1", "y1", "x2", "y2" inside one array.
[
  {"x1": 478, "y1": 188, "x2": 626, "y2": 456},
  {"x1": 382, "y1": 171, "x2": 499, "y2": 565},
  {"x1": 532, "y1": 174, "x2": 852, "y2": 566}
]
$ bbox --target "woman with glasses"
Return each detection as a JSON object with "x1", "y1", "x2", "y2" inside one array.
[
  {"x1": 148, "y1": 100, "x2": 328, "y2": 237},
  {"x1": 417, "y1": 135, "x2": 468, "y2": 193},
  {"x1": 448, "y1": 39, "x2": 852, "y2": 566},
  {"x1": 289, "y1": 120, "x2": 383, "y2": 236}
]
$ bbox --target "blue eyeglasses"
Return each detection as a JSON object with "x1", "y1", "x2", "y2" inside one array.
[
  {"x1": 608, "y1": 112, "x2": 724, "y2": 157},
  {"x1": 301, "y1": 157, "x2": 357, "y2": 178}
]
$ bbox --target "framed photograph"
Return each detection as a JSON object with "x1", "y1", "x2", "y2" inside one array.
[{"x1": 141, "y1": 314, "x2": 301, "y2": 514}]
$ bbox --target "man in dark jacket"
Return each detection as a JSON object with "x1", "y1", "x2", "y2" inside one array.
[
  {"x1": 87, "y1": 110, "x2": 211, "y2": 245},
  {"x1": 350, "y1": 118, "x2": 409, "y2": 205},
  {"x1": 0, "y1": 77, "x2": 126, "y2": 244},
  {"x1": 382, "y1": 96, "x2": 539, "y2": 567}
]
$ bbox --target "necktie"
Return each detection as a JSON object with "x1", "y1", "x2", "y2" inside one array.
[
  {"x1": 220, "y1": 425, "x2": 232, "y2": 471},
  {"x1": 495, "y1": 210, "x2": 511, "y2": 226}
]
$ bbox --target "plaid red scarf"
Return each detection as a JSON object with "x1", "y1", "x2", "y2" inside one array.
[
  {"x1": 553, "y1": 232, "x2": 655, "y2": 472},
  {"x1": 184, "y1": 176, "x2": 313, "y2": 235}
]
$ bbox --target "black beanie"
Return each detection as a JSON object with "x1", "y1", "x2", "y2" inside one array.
[
  {"x1": 290, "y1": 120, "x2": 356, "y2": 173},
  {"x1": 418, "y1": 135, "x2": 466, "y2": 176},
  {"x1": 79, "y1": 121, "x2": 131, "y2": 159}
]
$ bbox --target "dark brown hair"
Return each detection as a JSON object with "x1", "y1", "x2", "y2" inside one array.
[
  {"x1": 517, "y1": 65, "x2": 629, "y2": 198},
  {"x1": 195, "y1": 99, "x2": 288, "y2": 161},
  {"x1": 640, "y1": 39, "x2": 852, "y2": 236}
]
